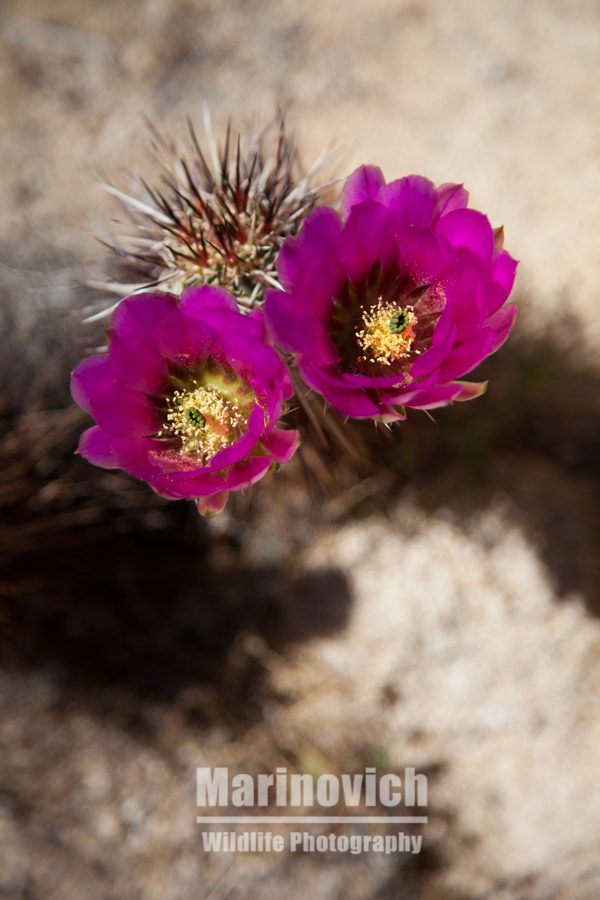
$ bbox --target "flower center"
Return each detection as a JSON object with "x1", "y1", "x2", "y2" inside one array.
[
  {"x1": 162, "y1": 384, "x2": 246, "y2": 463},
  {"x1": 356, "y1": 299, "x2": 417, "y2": 366}
]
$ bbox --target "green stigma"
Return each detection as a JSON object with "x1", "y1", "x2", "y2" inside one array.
[
  {"x1": 187, "y1": 408, "x2": 206, "y2": 428},
  {"x1": 388, "y1": 310, "x2": 409, "y2": 334}
]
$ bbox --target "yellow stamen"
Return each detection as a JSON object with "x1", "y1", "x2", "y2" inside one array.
[
  {"x1": 356, "y1": 300, "x2": 417, "y2": 366},
  {"x1": 161, "y1": 384, "x2": 246, "y2": 463}
]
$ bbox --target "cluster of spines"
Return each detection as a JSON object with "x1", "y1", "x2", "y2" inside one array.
[{"x1": 88, "y1": 111, "x2": 330, "y2": 321}]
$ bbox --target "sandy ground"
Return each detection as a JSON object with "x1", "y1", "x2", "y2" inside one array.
[{"x1": 1, "y1": 0, "x2": 599, "y2": 897}]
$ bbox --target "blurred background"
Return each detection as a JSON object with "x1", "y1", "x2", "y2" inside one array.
[{"x1": 1, "y1": 0, "x2": 599, "y2": 897}]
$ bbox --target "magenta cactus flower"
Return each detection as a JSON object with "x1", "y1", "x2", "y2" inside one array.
[
  {"x1": 71, "y1": 287, "x2": 299, "y2": 514},
  {"x1": 264, "y1": 165, "x2": 518, "y2": 419}
]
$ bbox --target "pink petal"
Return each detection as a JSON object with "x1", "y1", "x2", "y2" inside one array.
[
  {"x1": 78, "y1": 426, "x2": 118, "y2": 468},
  {"x1": 71, "y1": 355, "x2": 113, "y2": 415},
  {"x1": 435, "y1": 183, "x2": 469, "y2": 218},
  {"x1": 149, "y1": 464, "x2": 224, "y2": 498},
  {"x1": 222, "y1": 334, "x2": 282, "y2": 384},
  {"x1": 277, "y1": 207, "x2": 343, "y2": 290},
  {"x1": 264, "y1": 289, "x2": 338, "y2": 365},
  {"x1": 222, "y1": 456, "x2": 273, "y2": 490},
  {"x1": 196, "y1": 492, "x2": 230, "y2": 516},
  {"x1": 152, "y1": 312, "x2": 207, "y2": 361},
  {"x1": 300, "y1": 363, "x2": 384, "y2": 418},
  {"x1": 108, "y1": 333, "x2": 167, "y2": 393},
  {"x1": 452, "y1": 380, "x2": 488, "y2": 402},
  {"x1": 262, "y1": 427, "x2": 300, "y2": 463},
  {"x1": 111, "y1": 436, "x2": 167, "y2": 481},
  {"x1": 487, "y1": 251, "x2": 518, "y2": 315},
  {"x1": 72, "y1": 357, "x2": 158, "y2": 438},
  {"x1": 264, "y1": 290, "x2": 297, "y2": 352},
  {"x1": 109, "y1": 293, "x2": 181, "y2": 363},
  {"x1": 377, "y1": 175, "x2": 437, "y2": 227},
  {"x1": 410, "y1": 323, "x2": 457, "y2": 379},
  {"x1": 110, "y1": 292, "x2": 179, "y2": 335},
  {"x1": 299, "y1": 321, "x2": 339, "y2": 365},
  {"x1": 437, "y1": 329, "x2": 496, "y2": 381},
  {"x1": 395, "y1": 227, "x2": 451, "y2": 286},
  {"x1": 486, "y1": 303, "x2": 518, "y2": 352},
  {"x1": 445, "y1": 258, "x2": 488, "y2": 341},
  {"x1": 405, "y1": 383, "x2": 466, "y2": 409},
  {"x1": 339, "y1": 201, "x2": 390, "y2": 282},
  {"x1": 436, "y1": 209, "x2": 495, "y2": 262},
  {"x1": 180, "y1": 285, "x2": 238, "y2": 315},
  {"x1": 339, "y1": 368, "x2": 413, "y2": 389},
  {"x1": 341, "y1": 165, "x2": 385, "y2": 218},
  {"x1": 92, "y1": 397, "x2": 159, "y2": 438}
]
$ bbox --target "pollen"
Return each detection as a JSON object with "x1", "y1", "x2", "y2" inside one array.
[
  {"x1": 356, "y1": 300, "x2": 417, "y2": 366},
  {"x1": 161, "y1": 384, "x2": 247, "y2": 463}
]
